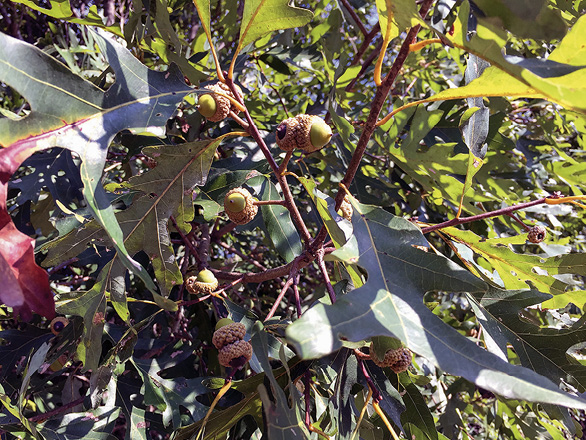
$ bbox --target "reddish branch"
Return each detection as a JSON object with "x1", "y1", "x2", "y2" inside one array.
[
  {"x1": 29, "y1": 396, "x2": 86, "y2": 423},
  {"x1": 335, "y1": 0, "x2": 435, "y2": 212},
  {"x1": 420, "y1": 198, "x2": 549, "y2": 234},
  {"x1": 339, "y1": 0, "x2": 368, "y2": 36},
  {"x1": 225, "y1": 77, "x2": 312, "y2": 245},
  {"x1": 311, "y1": 0, "x2": 435, "y2": 252}
]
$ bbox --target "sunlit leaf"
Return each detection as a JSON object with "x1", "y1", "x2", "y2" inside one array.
[
  {"x1": 286, "y1": 200, "x2": 586, "y2": 408},
  {"x1": 0, "y1": 29, "x2": 193, "y2": 298}
]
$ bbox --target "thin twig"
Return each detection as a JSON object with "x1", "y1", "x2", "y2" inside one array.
[
  {"x1": 218, "y1": 241, "x2": 266, "y2": 271},
  {"x1": 339, "y1": 0, "x2": 368, "y2": 36},
  {"x1": 225, "y1": 77, "x2": 312, "y2": 245},
  {"x1": 277, "y1": 150, "x2": 294, "y2": 175},
  {"x1": 346, "y1": 40, "x2": 383, "y2": 91},
  {"x1": 29, "y1": 396, "x2": 86, "y2": 423},
  {"x1": 316, "y1": 248, "x2": 336, "y2": 304},
  {"x1": 253, "y1": 199, "x2": 287, "y2": 206},
  {"x1": 171, "y1": 216, "x2": 202, "y2": 266},
  {"x1": 265, "y1": 264, "x2": 298, "y2": 321},
  {"x1": 421, "y1": 198, "x2": 548, "y2": 234},
  {"x1": 199, "y1": 224, "x2": 211, "y2": 268}
]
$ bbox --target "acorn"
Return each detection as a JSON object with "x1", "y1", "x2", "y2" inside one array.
[
  {"x1": 224, "y1": 187, "x2": 258, "y2": 225},
  {"x1": 527, "y1": 225, "x2": 546, "y2": 243},
  {"x1": 185, "y1": 269, "x2": 218, "y2": 295},
  {"x1": 217, "y1": 339, "x2": 253, "y2": 368},
  {"x1": 50, "y1": 317, "x2": 69, "y2": 336},
  {"x1": 338, "y1": 195, "x2": 353, "y2": 222},
  {"x1": 198, "y1": 82, "x2": 242, "y2": 122},
  {"x1": 212, "y1": 320, "x2": 247, "y2": 349},
  {"x1": 276, "y1": 114, "x2": 332, "y2": 153},
  {"x1": 212, "y1": 319, "x2": 252, "y2": 369},
  {"x1": 369, "y1": 337, "x2": 412, "y2": 373}
]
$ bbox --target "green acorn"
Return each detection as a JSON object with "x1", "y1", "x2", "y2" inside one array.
[
  {"x1": 185, "y1": 269, "x2": 218, "y2": 295},
  {"x1": 276, "y1": 114, "x2": 332, "y2": 153},
  {"x1": 224, "y1": 187, "x2": 258, "y2": 225}
]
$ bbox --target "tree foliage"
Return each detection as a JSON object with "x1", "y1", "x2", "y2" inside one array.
[{"x1": 1, "y1": 0, "x2": 586, "y2": 439}]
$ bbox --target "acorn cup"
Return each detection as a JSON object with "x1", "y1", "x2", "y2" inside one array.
[
  {"x1": 198, "y1": 82, "x2": 242, "y2": 122},
  {"x1": 276, "y1": 114, "x2": 332, "y2": 153},
  {"x1": 338, "y1": 195, "x2": 353, "y2": 222},
  {"x1": 527, "y1": 225, "x2": 546, "y2": 243}
]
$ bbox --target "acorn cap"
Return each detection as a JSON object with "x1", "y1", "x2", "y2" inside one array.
[
  {"x1": 275, "y1": 114, "x2": 331, "y2": 152},
  {"x1": 199, "y1": 82, "x2": 242, "y2": 122},
  {"x1": 212, "y1": 321, "x2": 246, "y2": 349},
  {"x1": 389, "y1": 348, "x2": 413, "y2": 374},
  {"x1": 275, "y1": 117, "x2": 299, "y2": 151},
  {"x1": 527, "y1": 225, "x2": 546, "y2": 243},
  {"x1": 218, "y1": 339, "x2": 253, "y2": 368},
  {"x1": 370, "y1": 341, "x2": 412, "y2": 372},
  {"x1": 185, "y1": 269, "x2": 219, "y2": 295},
  {"x1": 338, "y1": 195, "x2": 353, "y2": 222},
  {"x1": 224, "y1": 187, "x2": 258, "y2": 225}
]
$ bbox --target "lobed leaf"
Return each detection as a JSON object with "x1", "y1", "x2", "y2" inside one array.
[
  {"x1": 286, "y1": 199, "x2": 586, "y2": 409},
  {"x1": 0, "y1": 29, "x2": 195, "y2": 313}
]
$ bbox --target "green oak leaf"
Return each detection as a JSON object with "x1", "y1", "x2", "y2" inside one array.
[
  {"x1": 235, "y1": 0, "x2": 313, "y2": 60},
  {"x1": 286, "y1": 199, "x2": 586, "y2": 409},
  {"x1": 43, "y1": 139, "x2": 221, "y2": 304},
  {"x1": 0, "y1": 28, "x2": 194, "y2": 294}
]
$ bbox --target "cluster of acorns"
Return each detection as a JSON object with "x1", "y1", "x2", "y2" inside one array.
[
  {"x1": 198, "y1": 81, "x2": 337, "y2": 226},
  {"x1": 212, "y1": 318, "x2": 253, "y2": 369},
  {"x1": 198, "y1": 81, "x2": 333, "y2": 154}
]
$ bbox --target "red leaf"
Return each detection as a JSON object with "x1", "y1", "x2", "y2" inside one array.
[{"x1": 0, "y1": 141, "x2": 55, "y2": 321}]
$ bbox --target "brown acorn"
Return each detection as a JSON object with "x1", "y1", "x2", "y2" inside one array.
[
  {"x1": 527, "y1": 225, "x2": 546, "y2": 243},
  {"x1": 212, "y1": 321, "x2": 247, "y2": 349},
  {"x1": 212, "y1": 319, "x2": 252, "y2": 369},
  {"x1": 217, "y1": 339, "x2": 253, "y2": 368},
  {"x1": 370, "y1": 340, "x2": 412, "y2": 373},
  {"x1": 276, "y1": 114, "x2": 332, "y2": 153},
  {"x1": 185, "y1": 269, "x2": 218, "y2": 295},
  {"x1": 224, "y1": 187, "x2": 258, "y2": 225},
  {"x1": 198, "y1": 82, "x2": 242, "y2": 122}
]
